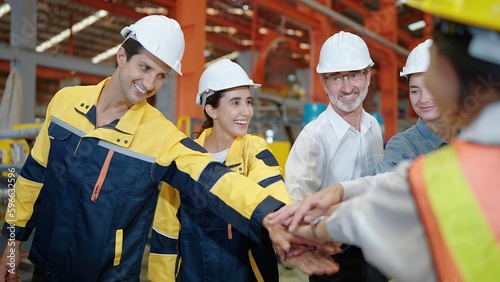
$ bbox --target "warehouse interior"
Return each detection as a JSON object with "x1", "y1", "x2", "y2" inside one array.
[{"x1": 0, "y1": 0, "x2": 432, "y2": 280}]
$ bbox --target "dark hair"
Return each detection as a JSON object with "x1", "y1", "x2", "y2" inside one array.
[
  {"x1": 192, "y1": 91, "x2": 224, "y2": 139},
  {"x1": 432, "y1": 21, "x2": 500, "y2": 105},
  {"x1": 115, "y1": 38, "x2": 144, "y2": 67}
]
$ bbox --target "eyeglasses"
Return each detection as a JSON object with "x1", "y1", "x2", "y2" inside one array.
[{"x1": 324, "y1": 70, "x2": 367, "y2": 85}]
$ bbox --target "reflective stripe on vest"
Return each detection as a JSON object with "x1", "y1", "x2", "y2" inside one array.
[{"x1": 409, "y1": 141, "x2": 500, "y2": 281}]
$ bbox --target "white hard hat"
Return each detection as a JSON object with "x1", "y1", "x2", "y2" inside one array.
[
  {"x1": 400, "y1": 39, "x2": 433, "y2": 77},
  {"x1": 316, "y1": 31, "x2": 374, "y2": 73},
  {"x1": 121, "y1": 15, "x2": 185, "y2": 75},
  {"x1": 196, "y1": 59, "x2": 261, "y2": 107}
]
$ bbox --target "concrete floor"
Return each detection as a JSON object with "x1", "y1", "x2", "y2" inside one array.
[{"x1": 8, "y1": 243, "x2": 309, "y2": 282}]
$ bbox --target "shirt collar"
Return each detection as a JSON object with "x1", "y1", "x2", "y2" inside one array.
[
  {"x1": 415, "y1": 118, "x2": 447, "y2": 149},
  {"x1": 326, "y1": 104, "x2": 373, "y2": 139},
  {"x1": 459, "y1": 101, "x2": 500, "y2": 145}
]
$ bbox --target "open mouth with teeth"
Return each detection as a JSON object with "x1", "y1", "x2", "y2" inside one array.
[
  {"x1": 134, "y1": 82, "x2": 147, "y2": 95},
  {"x1": 339, "y1": 92, "x2": 358, "y2": 100},
  {"x1": 235, "y1": 120, "x2": 248, "y2": 125}
]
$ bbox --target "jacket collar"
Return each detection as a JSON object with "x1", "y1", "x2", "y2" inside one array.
[
  {"x1": 74, "y1": 78, "x2": 149, "y2": 147},
  {"x1": 196, "y1": 128, "x2": 244, "y2": 168}
]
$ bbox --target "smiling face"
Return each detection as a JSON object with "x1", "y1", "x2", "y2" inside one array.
[
  {"x1": 206, "y1": 86, "x2": 253, "y2": 140},
  {"x1": 409, "y1": 73, "x2": 442, "y2": 123},
  {"x1": 321, "y1": 69, "x2": 371, "y2": 114},
  {"x1": 116, "y1": 47, "x2": 171, "y2": 107}
]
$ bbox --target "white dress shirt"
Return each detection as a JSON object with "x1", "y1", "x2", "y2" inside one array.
[
  {"x1": 285, "y1": 104, "x2": 384, "y2": 202},
  {"x1": 327, "y1": 101, "x2": 500, "y2": 282}
]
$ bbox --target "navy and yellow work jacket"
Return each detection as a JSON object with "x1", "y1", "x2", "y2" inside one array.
[
  {"x1": 1, "y1": 78, "x2": 286, "y2": 281},
  {"x1": 149, "y1": 129, "x2": 291, "y2": 281}
]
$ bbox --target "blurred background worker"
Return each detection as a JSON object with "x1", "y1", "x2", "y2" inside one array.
[
  {"x1": 284, "y1": 31, "x2": 385, "y2": 282},
  {"x1": 376, "y1": 39, "x2": 456, "y2": 173},
  {"x1": 275, "y1": 0, "x2": 500, "y2": 281},
  {"x1": 148, "y1": 59, "x2": 336, "y2": 281}
]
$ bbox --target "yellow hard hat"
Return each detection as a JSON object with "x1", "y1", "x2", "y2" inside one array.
[{"x1": 405, "y1": 0, "x2": 500, "y2": 32}]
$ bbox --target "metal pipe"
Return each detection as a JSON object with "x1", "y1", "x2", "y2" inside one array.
[{"x1": 299, "y1": 0, "x2": 410, "y2": 56}]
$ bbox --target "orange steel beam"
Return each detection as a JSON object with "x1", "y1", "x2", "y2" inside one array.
[
  {"x1": 310, "y1": 29, "x2": 330, "y2": 105},
  {"x1": 251, "y1": 1, "x2": 260, "y2": 78},
  {"x1": 337, "y1": 0, "x2": 370, "y2": 18},
  {"x1": 147, "y1": 0, "x2": 176, "y2": 9},
  {"x1": 423, "y1": 13, "x2": 433, "y2": 39},
  {"x1": 398, "y1": 12, "x2": 424, "y2": 26},
  {"x1": 0, "y1": 61, "x2": 105, "y2": 85},
  {"x1": 207, "y1": 16, "x2": 252, "y2": 35},
  {"x1": 368, "y1": 0, "x2": 398, "y2": 142},
  {"x1": 70, "y1": 0, "x2": 144, "y2": 20},
  {"x1": 398, "y1": 29, "x2": 416, "y2": 44},
  {"x1": 205, "y1": 33, "x2": 247, "y2": 51},
  {"x1": 255, "y1": 0, "x2": 321, "y2": 29},
  {"x1": 176, "y1": 0, "x2": 206, "y2": 119}
]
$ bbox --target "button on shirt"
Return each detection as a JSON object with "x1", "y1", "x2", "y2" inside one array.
[
  {"x1": 376, "y1": 118, "x2": 447, "y2": 173},
  {"x1": 285, "y1": 104, "x2": 384, "y2": 202}
]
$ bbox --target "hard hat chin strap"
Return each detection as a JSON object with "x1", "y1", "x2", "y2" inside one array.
[{"x1": 201, "y1": 90, "x2": 215, "y2": 109}]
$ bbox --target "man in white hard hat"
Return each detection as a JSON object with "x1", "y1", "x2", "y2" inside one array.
[
  {"x1": 0, "y1": 16, "x2": 334, "y2": 281},
  {"x1": 376, "y1": 39, "x2": 454, "y2": 173},
  {"x1": 284, "y1": 31, "x2": 385, "y2": 281}
]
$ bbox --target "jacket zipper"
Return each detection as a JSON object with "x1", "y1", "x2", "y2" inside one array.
[
  {"x1": 227, "y1": 224, "x2": 233, "y2": 240},
  {"x1": 91, "y1": 150, "x2": 114, "y2": 202}
]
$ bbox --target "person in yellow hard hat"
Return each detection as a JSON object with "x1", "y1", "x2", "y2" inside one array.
[{"x1": 267, "y1": 0, "x2": 500, "y2": 281}]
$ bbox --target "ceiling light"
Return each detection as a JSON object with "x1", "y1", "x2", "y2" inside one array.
[
  {"x1": 240, "y1": 39, "x2": 253, "y2": 46},
  {"x1": 91, "y1": 43, "x2": 120, "y2": 64},
  {"x1": 258, "y1": 28, "x2": 268, "y2": 35},
  {"x1": 36, "y1": 10, "x2": 109, "y2": 53},
  {"x1": 408, "y1": 20, "x2": 426, "y2": 31},
  {"x1": 228, "y1": 8, "x2": 244, "y2": 15},
  {"x1": 227, "y1": 26, "x2": 237, "y2": 35},
  {"x1": 299, "y1": 43, "x2": 310, "y2": 50},
  {"x1": 213, "y1": 26, "x2": 222, "y2": 33},
  {"x1": 206, "y1": 7, "x2": 219, "y2": 16},
  {"x1": 205, "y1": 51, "x2": 240, "y2": 68},
  {"x1": 0, "y1": 3, "x2": 10, "y2": 19},
  {"x1": 135, "y1": 7, "x2": 168, "y2": 15}
]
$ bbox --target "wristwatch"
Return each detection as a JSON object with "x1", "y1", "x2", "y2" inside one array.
[{"x1": 311, "y1": 215, "x2": 327, "y2": 242}]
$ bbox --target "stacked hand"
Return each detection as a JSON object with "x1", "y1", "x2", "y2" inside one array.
[{"x1": 263, "y1": 184, "x2": 346, "y2": 276}]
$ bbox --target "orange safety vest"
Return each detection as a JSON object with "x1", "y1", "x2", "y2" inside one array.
[{"x1": 408, "y1": 141, "x2": 500, "y2": 281}]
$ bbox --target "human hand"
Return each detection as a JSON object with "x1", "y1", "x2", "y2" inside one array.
[
  {"x1": 0, "y1": 241, "x2": 22, "y2": 282},
  {"x1": 263, "y1": 215, "x2": 330, "y2": 260},
  {"x1": 268, "y1": 183, "x2": 344, "y2": 231},
  {"x1": 283, "y1": 250, "x2": 339, "y2": 276}
]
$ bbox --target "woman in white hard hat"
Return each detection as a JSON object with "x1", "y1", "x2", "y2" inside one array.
[
  {"x1": 149, "y1": 59, "x2": 338, "y2": 281},
  {"x1": 376, "y1": 39, "x2": 456, "y2": 173},
  {"x1": 268, "y1": 0, "x2": 500, "y2": 281}
]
